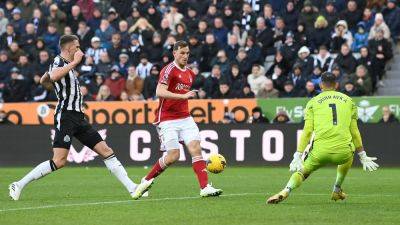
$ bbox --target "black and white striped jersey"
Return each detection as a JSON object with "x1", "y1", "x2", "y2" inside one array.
[{"x1": 49, "y1": 55, "x2": 83, "y2": 127}]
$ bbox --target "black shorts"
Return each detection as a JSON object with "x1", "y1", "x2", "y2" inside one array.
[{"x1": 53, "y1": 111, "x2": 103, "y2": 150}]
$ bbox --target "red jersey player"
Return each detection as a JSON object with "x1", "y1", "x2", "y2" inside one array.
[{"x1": 132, "y1": 41, "x2": 223, "y2": 199}]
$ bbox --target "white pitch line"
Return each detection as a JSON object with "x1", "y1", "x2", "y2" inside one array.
[{"x1": 1, "y1": 192, "x2": 398, "y2": 213}]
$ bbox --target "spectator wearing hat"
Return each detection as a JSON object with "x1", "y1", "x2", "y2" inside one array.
[
  {"x1": 0, "y1": 24, "x2": 19, "y2": 50},
  {"x1": 349, "y1": 65, "x2": 373, "y2": 96},
  {"x1": 86, "y1": 36, "x2": 107, "y2": 65},
  {"x1": 76, "y1": 21, "x2": 94, "y2": 51},
  {"x1": 257, "y1": 78, "x2": 279, "y2": 98},
  {"x1": 204, "y1": 65, "x2": 224, "y2": 98},
  {"x1": 341, "y1": 80, "x2": 361, "y2": 97},
  {"x1": 135, "y1": 53, "x2": 153, "y2": 79},
  {"x1": 105, "y1": 66, "x2": 126, "y2": 99},
  {"x1": 234, "y1": 47, "x2": 252, "y2": 76},
  {"x1": 250, "y1": 107, "x2": 269, "y2": 124},
  {"x1": 305, "y1": 81, "x2": 319, "y2": 98},
  {"x1": 352, "y1": 22, "x2": 369, "y2": 52},
  {"x1": 281, "y1": 31, "x2": 300, "y2": 66},
  {"x1": 368, "y1": 13, "x2": 391, "y2": 40},
  {"x1": 281, "y1": 1, "x2": 299, "y2": 32},
  {"x1": 107, "y1": 33, "x2": 124, "y2": 62},
  {"x1": 222, "y1": 5, "x2": 236, "y2": 30},
  {"x1": 115, "y1": 50, "x2": 130, "y2": 77},
  {"x1": 331, "y1": 20, "x2": 353, "y2": 53},
  {"x1": 368, "y1": 28, "x2": 393, "y2": 88},
  {"x1": 251, "y1": 17, "x2": 274, "y2": 58},
  {"x1": 279, "y1": 80, "x2": 298, "y2": 97},
  {"x1": 8, "y1": 42, "x2": 26, "y2": 63},
  {"x1": 0, "y1": 50, "x2": 15, "y2": 82},
  {"x1": 382, "y1": 0, "x2": 400, "y2": 40},
  {"x1": 111, "y1": 0, "x2": 134, "y2": 19},
  {"x1": 42, "y1": 23, "x2": 60, "y2": 55},
  {"x1": 228, "y1": 63, "x2": 245, "y2": 95},
  {"x1": 237, "y1": 83, "x2": 255, "y2": 99},
  {"x1": 310, "y1": 16, "x2": 331, "y2": 52},
  {"x1": 47, "y1": 4, "x2": 67, "y2": 33},
  {"x1": 295, "y1": 46, "x2": 314, "y2": 77},
  {"x1": 142, "y1": 64, "x2": 159, "y2": 100},
  {"x1": 273, "y1": 111, "x2": 291, "y2": 123},
  {"x1": 334, "y1": 43, "x2": 357, "y2": 75},
  {"x1": 299, "y1": 1, "x2": 319, "y2": 29},
  {"x1": 3, "y1": 67, "x2": 28, "y2": 102},
  {"x1": 200, "y1": 33, "x2": 219, "y2": 72},
  {"x1": 379, "y1": 106, "x2": 399, "y2": 123},
  {"x1": 314, "y1": 45, "x2": 334, "y2": 73},
  {"x1": 95, "y1": 19, "x2": 116, "y2": 49},
  {"x1": 213, "y1": 80, "x2": 236, "y2": 99},
  {"x1": 107, "y1": 7, "x2": 121, "y2": 30},
  {"x1": 175, "y1": 22, "x2": 188, "y2": 41},
  {"x1": 321, "y1": 0, "x2": 338, "y2": 30},
  {"x1": 188, "y1": 35, "x2": 202, "y2": 64},
  {"x1": 9, "y1": 8, "x2": 26, "y2": 35},
  {"x1": 128, "y1": 33, "x2": 143, "y2": 66},
  {"x1": 183, "y1": 7, "x2": 199, "y2": 33},
  {"x1": 247, "y1": 64, "x2": 267, "y2": 96},
  {"x1": 339, "y1": 0, "x2": 362, "y2": 32},
  {"x1": 0, "y1": 9, "x2": 9, "y2": 36}
]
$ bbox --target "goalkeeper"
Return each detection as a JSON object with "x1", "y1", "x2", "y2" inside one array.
[{"x1": 267, "y1": 72, "x2": 379, "y2": 204}]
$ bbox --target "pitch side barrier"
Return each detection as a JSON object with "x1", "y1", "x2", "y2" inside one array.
[{"x1": 0, "y1": 124, "x2": 398, "y2": 166}]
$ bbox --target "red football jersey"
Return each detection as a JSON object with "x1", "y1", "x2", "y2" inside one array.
[{"x1": 154, "y1": 62, "x2": 195, "y2": 124}]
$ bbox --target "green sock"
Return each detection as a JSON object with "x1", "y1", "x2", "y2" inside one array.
[
  {"x1": 334, "y1": 158, "x2": 353, "y2": 190},
  {"x1": 284, "y1": 172, "x2": 305, "y2": 193}
]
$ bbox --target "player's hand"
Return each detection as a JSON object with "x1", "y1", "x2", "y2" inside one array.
[
  {"x1": 358, "y1": 151, "x2": 379, "y2": 171},
  {"x1": 72, "y1": 50, "x2": 84, "y2": 65},
  {"x1": 289, "y1": 151, "x2": 303, "y2": 172},
  {"x1": 182, "y1": 90, "x2": 196, "y2": 99}
]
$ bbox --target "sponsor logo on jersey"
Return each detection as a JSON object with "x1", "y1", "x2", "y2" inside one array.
[
  {"x1": 175, "y1": 83, "x2": 191, "y2": 91},
  {"x1": 358, "y1": 100, "x2": 379, "y2": 122}
]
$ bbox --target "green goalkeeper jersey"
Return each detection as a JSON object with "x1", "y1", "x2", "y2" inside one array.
[{"x1": 301, "y1": 90, "x2": 358, "y2": 152}]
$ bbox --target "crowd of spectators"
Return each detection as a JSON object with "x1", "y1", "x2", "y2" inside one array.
[{"x1": 0, "y1": 0, "x2": 399, "y2": 103}]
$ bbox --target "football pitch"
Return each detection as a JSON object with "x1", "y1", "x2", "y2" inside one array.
[{"x1": 0, "y1": 167, "x2": 399, "y2": 225}]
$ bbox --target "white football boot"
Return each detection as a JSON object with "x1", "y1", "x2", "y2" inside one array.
[
  {"x1": 200, "y1": 184, "x2": 223, "y2": 197},
  {"x1": 9, "y1": 182, "x2": 22, "y2": 201},
  {"x1": 132, "y1": 177, "x2": 154, "y2": 200}
]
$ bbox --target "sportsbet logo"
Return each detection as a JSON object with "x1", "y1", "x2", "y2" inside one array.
[{"x1": 357, "y1": 100, "x2": 379, "y2": 123}]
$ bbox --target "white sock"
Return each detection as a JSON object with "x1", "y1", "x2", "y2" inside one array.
[
  {"x1": 17, "y1": 160, "x2": 56, "y2": 189},
  {"x1": 104, "y1": 155, "x2": 137, "y2": 193}
]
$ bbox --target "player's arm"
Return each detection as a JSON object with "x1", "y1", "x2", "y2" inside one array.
[
  {"x1": 350, "y1": 102, "x2": 379, "y2": 171},
  {"x1": 156, "y1": 83, "x2": 195, "y2": 99},
  {"x1": 40, "y1": 72, "x2": 54, "y2": 91},
  {"x1": 49, "y1": 50, "x2": 84, "y2": 81}
]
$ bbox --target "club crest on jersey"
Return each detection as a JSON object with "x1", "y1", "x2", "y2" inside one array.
[
  {"x1": 176, "y1": 83, "x2": 191, "y2": 91},
  {"x1": 64, "y1": 135, "x2": 70, "y2": 143}
]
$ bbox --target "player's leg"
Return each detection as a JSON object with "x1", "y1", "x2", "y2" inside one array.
[
  {"x1": 331, "y1": 152, "x2": 354, "y2": 201},
  {"x1": 267, "y1": 152, "x2": 323, "y2": 204},
  {"x1": 182, "y1": 117, "x2": 222, "y2": 197},
  {"x1": 132, "y1": 124, "x2": 180, "y2": 200},
  {"x1": 75, "y1": 122, "x2": 137, "y2": 197}
]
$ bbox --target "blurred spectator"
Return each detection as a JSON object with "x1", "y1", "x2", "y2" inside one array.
[
  {"x1": 305, "y1": 81, "x2": 319, "y2": 98},
  {"x1": 247, "y1": 64, "x2": 267, "y2": 96},
  {"x1": 335, "y1": 43, "x2": 357, "y2": 75},
  {"x1": 125, "y1": 65, "x2": 143, "y2": 98},
  {"x1": 273, "y1": 111, "x2": 291, "y2": 124},
  {"x1": 10, "y1": 8, "x2": 26, "y2": 35},
  {"x1": 228, "y1": 21, "x2": 248, "y2": 47},
  {"x1": 165, "y1": 3, "x2": 183, "y2": 33},
  {"x1": 95, "y1": 51, "x2": 112, "y2": 75},
  {"x1": 17, "y1": 54, "x2": 35, "y2": 83},
  {"x1": 339, "y1": 0, "x2": 362, "y2": 32},
  {"x1": 77, "y1": 56, "x2": 96, "y2": 82},
  {"x1": 252, "y1": 17, "x2": 274, "y2": 58},
  {"x1": 194, "y1": 20, "x2": 208, "y2": 43},
  {"x1": 341, "y1": 80, "x2": 361, "y2": 97},
  {"x1": 175, "y1": 22, "x2": 188, "y2": 42},
  {"x1": 289, "y1": 63, "x2": 307, "y2": 92},
  {"x1": 350, "y1": 65, "x2": 373, "y2": 96},
  {"x1": 142, "y1": 64, "x2": 158, "y2": 99},
  {"x1": 107, "y1": 33, "x2": 124, "y2": 62},
  {"x1": 188, "y1": 35, "x2": 202, "y2": 64},
  {"x1": 249, "y1": 106, "x2": 269, "y2": 124},
  {"x1": 262, "y1": 4, "x2": 276, "y2": 28},
  {"x1": 241, "y1": 3, "x2": 256, "y2": 31},
  {"x1": 321, "y1": 0, "x2": 338, "y2": 30},
  {"x1": 369, "y1": 28, "x2": 393, "y2": 88},
  {"x1": 379, "y1": 106, "x2": 399, "y2": 123},
  {"x1": 42, "y1": 23, "x2": 60, "y2": 55},
  {"x1": 3, "y1": 67, "x2": 28, "y2": 102},
  {"x1": 96, "y1": 84, "x2": 115, "y2": 101},
  {"x1": 352, "y1": 22, "x2": 369, "y2": 52},
  {"x1": 357, "y1": 46, "x2": 373, "y2": 73},
  {"x1": 88, "y1": 73, "x2": 105, "y2": 96},
  {"x1": 282, "y1": 1, "x2": 299, "y2": 32},
  {"x1": 77, "y1": 0, "x2": 96, "y2": 21},
  {"x1": 47, "y1": 4, "x2": 67, "y2": 33},
  {"x1": 115, "y1": 51, "x2": 130, "y2": 77},
  {"x1": 299, "y1": 1, "x2": 319, "y2": 29},
  {"x1": 8, "y1": 42, "x2": 26, "y2": 63},
  {"x1": 257, "y1": 78, "x2": 279, "y2": 98},
  {"x1": 234, "y1": 47, "x2": 252, "y2": 76},
  {"x1": 296, "y1": 46, "x2": 313, "y2": 77},
  {"x1": 0, "y1": 110, "x2": 13, "y2": 125},
  {"x1": 361, "y1": 8, "x2": 374, "y2": 32},
  {"x1": 211, "y1": 49, "x2": 230, "y2": 76},
  {"x1": 281, "y1": 31, "x2": 299, "y2": 66},
  {"x1": 212, "y1": 17, "x2": 228, "y2": 45},
  {"x1": 0, "y1": 50, "x2": 15, "y2": 82},
  {"x1": 279, "y1": 80, "x2": 304, "y2": 98},
  {"x1": 77, "y1": 21, "x2": 94, "y2": 51},
  {"x1": 213, "y1": 81, "x2": 236, "y2": 99},
  {"x1": 368, "y1": 13, "x2": 391, "y2": 40},
  {"x1": 0, "y1": 9, "x2": 9, "y2": 36},
  {"x1": 331, "y1": 20, "x2": 353, "y2": 53},
  {"x1": 86, "y1": 36, "x2": 106, "y2": 64},
  {"x1": 314, "y1": 45, "x2": 334, "y2": 73},
  {"x1": 68, "y1": 5, "x2": 85, "y2": 33},
  {"x1": 31, "y1": 8, "x2": 47, "y2": 36},
  {"x1": 228, "y1": 63, "x2": 245, "y2": 95},
  {"x1": 95, "y1": 19, "x2": 116, "y2": 48},
  {"x1": 105, "y1": 66, "x2": 126, "y2": 99},
  {"x1": 270, "y1": 65, "x2": 287, "y2": 92},
  {"x1": 80, "y1": 85, "x2": 94, "y2": 101},
  {"x1": 204, "y1": 65, "x2": 224, "y2": 98},
  {"x1": 382, "y1": 0, "x2": 400, "y2": 40},
  {"x1": 128, "y1": 34, "x2": 143, "y2": 66},
  {"x1": 237, "y1": 83, "x2": 255, "y2": 98},
  {"x1": 244, "y1": 36, "x2": 262, "y2": 64},
  {"x1": 87, "y1": 8, "x2": 102, "y2": 31},
  {"x1": 201, "y1": 33, "x2": 219, "y2": 71},
  {"x1": 1, "y1": 24, "x2": 19, "y2": 50},
  {"x1": 310, "y1": 16, "x2": 330, "y2": 52},
  {"x1": 309, "y1": 66, "x2": 322, "y2": 91},
  {"x1": 136, "y1": 54, "x2": 153, "y2": 79},
  {"x1": 29, "y1": 74, "x2": 47, "y2": 102},
  {"x1": 146, "y1": 33, "x2": 163, "y2": 64}
]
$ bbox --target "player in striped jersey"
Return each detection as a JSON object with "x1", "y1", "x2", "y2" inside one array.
[{"x1": 9, "y1": 35, "x2": 139, "y2": 200}]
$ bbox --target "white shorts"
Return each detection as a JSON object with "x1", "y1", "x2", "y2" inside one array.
[{"x1": 156, "y1": 117, "x2": 201, "y2": 151}]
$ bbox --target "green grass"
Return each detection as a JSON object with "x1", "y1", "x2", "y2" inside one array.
[{"x1": 0, "y1": 167, "x2": 399, "y2": 225}]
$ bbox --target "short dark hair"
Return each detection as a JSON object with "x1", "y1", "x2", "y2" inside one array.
[
  {"x1": 321, "y1": 72, "x2": 336, "y2": 86},
  {"x1": 59, "y1": 34, "x2": 79, "y2": 49},
  {"x1": 173, "y1": 40, "x2": 188, "y2": 51}
]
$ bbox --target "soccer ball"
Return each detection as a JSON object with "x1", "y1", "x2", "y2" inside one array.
[{"x1": 206, "y1": 154, "x2": 226, "y2": 174}]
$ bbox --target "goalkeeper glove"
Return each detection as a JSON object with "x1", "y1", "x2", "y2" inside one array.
[
  {"x1": 289, "y1": 151, "x2": 303, "y2": 172},
  {"x1": 358, "y1": 151, "x2": 379, "y2": 171}
]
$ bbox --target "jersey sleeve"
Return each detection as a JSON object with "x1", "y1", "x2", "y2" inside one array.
[
  {"x1": 351, "y1": 100, "x2": 358, "y2": 120},
  {"x1": 304, "y1": 100, "x2": 314, "y2": 121},
  {"x1": 159, "y1": 66, "x2": 173, "y2": 85},
  {"x1": 297, "y1": 100, "x2": 315, "y2": 152},
  {"x1": 49, "y1": 57, "x2": 64, "y2": 74}
]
